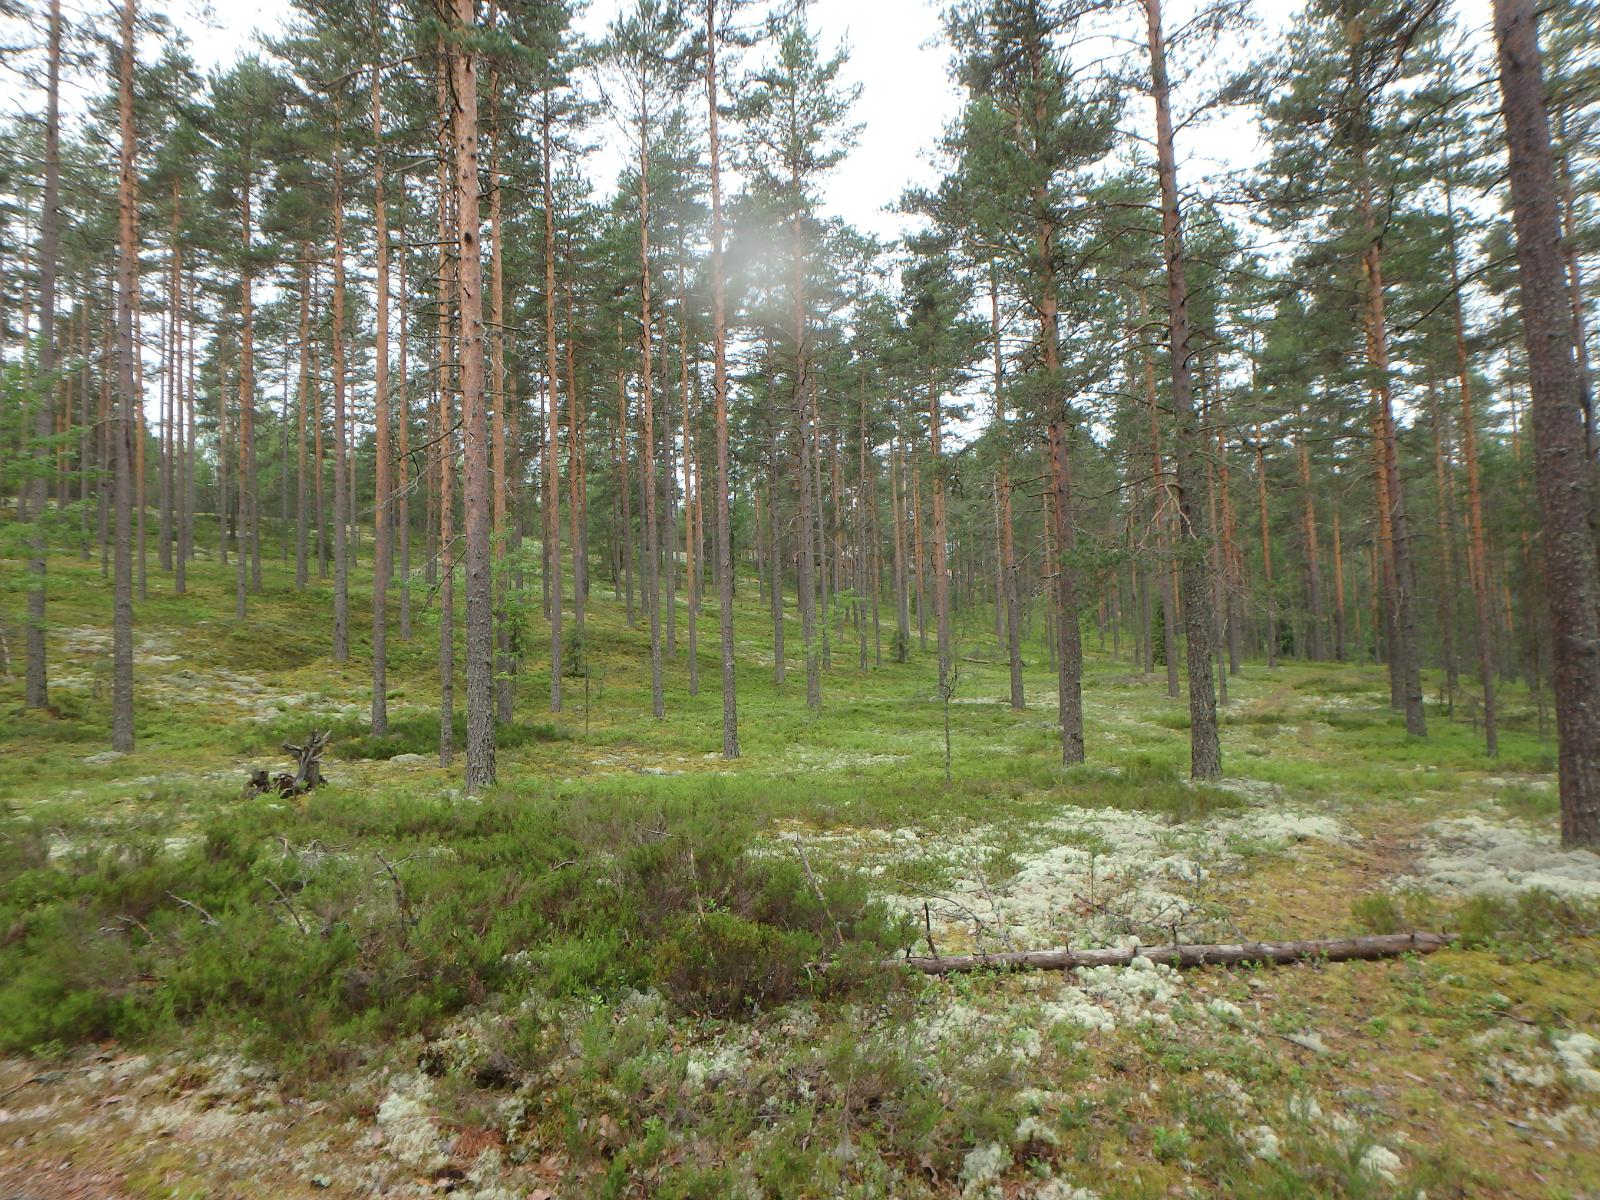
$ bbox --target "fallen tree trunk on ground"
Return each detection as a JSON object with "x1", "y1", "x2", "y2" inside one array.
[{"x1": 891, "y1": 931, "x2": 1453, "y2": 976}]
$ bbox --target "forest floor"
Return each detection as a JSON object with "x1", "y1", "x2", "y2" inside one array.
[{"x1": 2, "y1": 524, "x2": 1599, "y2": 1199}]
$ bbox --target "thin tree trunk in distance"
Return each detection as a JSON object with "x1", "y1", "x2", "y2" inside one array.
[
  {"x1": 680, "y1": 271, "x2": 699, "y2": 696},
  {"x1": 1430, "y1": 385, "x2": 1458, "y2": 704},
  {"x1": 1047, "y1": 418, "x2": 1084, "y2": 763},
  {"x1": 566, "y1": 278, "x2": 586, "y2": 655},
  {"x1": 1144, "y1": 0, "x2": 1221, "y2": 778},
  {"x1": 992, "y1": 268, "x2": 1024, "y2": 710},
  {"x1": 312, "y1": 282, "x2": 328, "y2": 581},
  {"x1": 1138, "y1": 291, "x2": 1180, "y2": 699},
  {"x1": 1296, "y1": 411, "x2": 1323, "y2": 660},
  {"x1": 236, "y1": 183, "x2": 254, "y2": 621},
  {"x1": 80, "y1": 299, "x2": 93, "y2": 563},
  {"x1": 1255, "y1": 430, "x2": 1274, "y2": 667},
  {"x1": 135, "y1": 283, "x2": 146, "y2": 602},
  {"x1": 295, "y1": 256, "x2": 310, "y2": 589},
  {"x1": 1448, "y1": 187, "x2": 1498, "y2": 756},
  {"x1": 179, "y1": 269, "x2": 195, "y2": 591},
  {"x1": 892, "y1": 438, "x2": 910, "y2": 662},
  {"x1": 331, "y1": 116, "x2": 350, "y2": 662},
  {"x1": 184, "y1": 269, "x2": 196, "y2": 574},
  {"x1": 1332, "y1": 494, "x2": 1346, "y2": 660},
  {"x1": 158, "y1": 231, "x2": 173, "y2": 575},
  {"x1": 619, "y1": 353, "x2": 633, "y2": 625},
  {"x1": 929, "y1": 367, "x2": 951, "y2": 696},
  {"x1": 398, "y1": 222, "x2": 412, "y2": 640}
]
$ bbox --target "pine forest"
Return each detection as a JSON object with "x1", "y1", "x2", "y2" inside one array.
[{"x1": 0, "y1": 0, "x2": 1598, "y2": 1195}]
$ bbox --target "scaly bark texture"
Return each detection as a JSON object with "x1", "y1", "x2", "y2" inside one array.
[
  {"x1": 370, "y1": 28, "x2": 391, "y2": 736},
  {"x1": 449, "y1": 0, "x2": 496, "y2": 791},
  {"x1": 295, "y1": 257, "x2": 310, "y2": 591},
  {"x1": 638, "y1": 108, "x2": 664, "y2": 720},
  {"x1": 111, "y1": 0, "x2": 138, "y2": 753},
  {"x1": 1494, "y1": 0, "x2": 1600, "y2": 846},
  {"x1": 24, "y1": 0, "x2": 62, "y2": 710},
  {"x1": 489, "y1": 82, "x2": 510, "y2": 721},
  {"x1": 541, "y1": 88, "x2": 563, "y2": 713}
]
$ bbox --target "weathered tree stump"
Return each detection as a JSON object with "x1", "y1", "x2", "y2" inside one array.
[{"x1": 247, "y1": 730, "x2": 331, "y2": 798}]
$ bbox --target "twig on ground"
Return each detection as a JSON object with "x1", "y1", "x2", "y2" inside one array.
[
  {"x1": 266, "y1": 878, "x2": 308, "y2": 934},
  {"x1": 794, "y1": 842, "x2": 846, "y2": 947},
  {"x1": 167, "y1": 891, "x2": 217, "y2": 926}
]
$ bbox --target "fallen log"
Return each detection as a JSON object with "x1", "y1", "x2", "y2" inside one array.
[{"x1": 890, "y1": 931, "x2": 1454, "y2": 976}]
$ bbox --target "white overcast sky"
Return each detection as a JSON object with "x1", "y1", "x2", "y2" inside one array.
[{"x1": 165, "y1": 0, "x2": 1497, "y2": 246}]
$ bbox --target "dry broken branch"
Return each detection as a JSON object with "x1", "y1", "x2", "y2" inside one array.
[{"x1": 889, "y1": 931, "x2": 1453, "y2": 976}]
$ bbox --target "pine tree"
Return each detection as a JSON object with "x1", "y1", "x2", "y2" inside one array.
[
  {"x1": 22, "y1": 0, "x2": 63, "y2": 711},
  {"x1": 1493, "y1": 0, "x2": 1600, "y2": 847}
]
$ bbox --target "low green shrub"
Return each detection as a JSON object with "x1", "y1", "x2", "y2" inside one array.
[
  {"x1": 1495, "y1": 783, "x2": 1559, "y2": 824},
  {"x1": 655, "y1": 910, "x2": 816, "y2": 1015},
  {"x1": 0, "y1": 789, "x2": 904, "y2": 1064},
  {"x1": 1454, "y1": 888, "x2": 1599, "y2": 949},
  {"x1": 237, "y1": 711, "x2": 565, "y2": 761}
]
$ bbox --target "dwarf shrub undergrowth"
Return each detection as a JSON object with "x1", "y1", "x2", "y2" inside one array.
[{"x1": 0, "y1": 788, "x2": 904, "y2": 1065}]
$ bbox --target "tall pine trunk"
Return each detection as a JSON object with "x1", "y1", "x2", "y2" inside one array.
[
  {"x1": 706, "y1": 0, "x2": 739, "y2": 753},
  {"x1": 489, "y1": 88, "x2": 511, "y2": 720},
  {"x1": 541, "y1": 89, "x2": 563, "y2": 713},
  {"x1": 397, "y1": 220, "x2": 412, "y2": 639},
  {"x1": 566, "y1": 279, "x2": 587, "y2": 656},
  {"x1": 1494, "y1": 0, "x2": 1600, "y2": 846},
  {"x1": 111, "y1": 0, "x2": 138, "y2": 752},
  {"x1": 637, "y1": 125, "x2": 664, "y2": 719},
  {"x1": 236, "y1": 183, "x2": 254, "y2": 621},
  {"x1": 449, "y1": 0, "x2": 496, "y2": 791},
  {"x1": 370, "y1": 42, "x2": 391, "y2": 735},
  {"x1": 23, "y1": 0, "x2": 62, "y2": 710},
  {"x1": 295, "y1": 257, "x2": 310, "y2": 589}
]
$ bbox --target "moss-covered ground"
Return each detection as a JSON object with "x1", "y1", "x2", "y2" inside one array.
[{"x1": 2, "y1": 521, "x2": 1596, "y2": 1198}]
